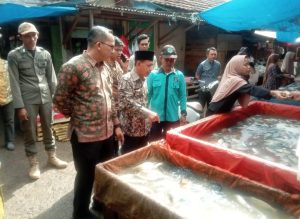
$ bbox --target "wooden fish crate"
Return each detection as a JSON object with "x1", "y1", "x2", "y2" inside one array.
[
  {"x1": 185, "y1": 77, "x2": 199, "y2": 100},
  {"x1": 36, "y1": 111, "x2": 70, "y2": 142},
  {"x1": 53, "y1": 122, "x2": 70, "y2": 142},
  {"x1": 166, "y1": 101, "x2": 300, "y2": 194}
]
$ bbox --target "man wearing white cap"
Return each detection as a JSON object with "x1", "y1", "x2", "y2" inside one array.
[{"x1": 8, "y1": 22, "x2": 67, "y2": 180}]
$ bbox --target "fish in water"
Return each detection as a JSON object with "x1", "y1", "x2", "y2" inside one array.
[
  {"x1": 117, "y1": 160, "x2": 293, "y2": 219},
  {"x1": 201, "y1": 115, "x2": 300, "y2": 169}
]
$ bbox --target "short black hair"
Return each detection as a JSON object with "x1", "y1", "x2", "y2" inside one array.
[
  {"x1": 87, "y1": 26, "x2": 112, "y2": 46},
  {"x1": 137, "y1": 34, "x2": 149, "y2": 44},
  {"x1": 206, "y1": 47, "x2": 217, "y2": 55}
]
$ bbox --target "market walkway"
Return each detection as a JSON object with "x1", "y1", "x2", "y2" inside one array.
[{"x1": 0, "y1": 132, "x2": 75, "y2": 219}]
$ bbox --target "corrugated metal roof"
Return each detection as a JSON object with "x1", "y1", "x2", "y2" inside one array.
[
  {"x1": 134, "y1": 0, "x2": 227, "y2": 12},
  {"x1": 84, "y1": 0, "x2": 225, "y2": 23},
  {"x1": 82, "y1": 3, "x2": 199, "y2": 22},
  {"x1": 6, "y1": 0, "x2": 226, "y2": 12},
  {"x1": 75, "y1": 0, "x2": 227, "y2": 23}
]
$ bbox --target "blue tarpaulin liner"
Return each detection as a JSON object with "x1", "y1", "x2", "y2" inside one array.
[
  {"x1": 0, "y1": 3, "x2": 77, "y2": 25},
  {"x1": 199, "y1": 0, "x2": 300, "y2": 43}
]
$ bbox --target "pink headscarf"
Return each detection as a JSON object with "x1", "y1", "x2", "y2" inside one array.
[{"x1": 211, "y1": 55, "x2": 250, "y2": 106}]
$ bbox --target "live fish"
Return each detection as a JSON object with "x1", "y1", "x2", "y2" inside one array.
[
  {"x1": 117, "y1": 160, "x2": 292, "y2": 219},
  {"x1": 201, "y1": 115, "x2": 300, "y2": 169}
]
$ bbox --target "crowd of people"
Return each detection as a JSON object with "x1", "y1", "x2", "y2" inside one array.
[
  {"x1": 194, "y1": 46, "x2": 300, "y2": 116},
  {"x1": 206, "y1": 54, "x2": 287, "y2": 116},
  {"x1": 1, "y1": 21, "x2": 300, "y2": 219},
  {"x1": 0, "y1": 22, "x2": 189, "y2": 219}
]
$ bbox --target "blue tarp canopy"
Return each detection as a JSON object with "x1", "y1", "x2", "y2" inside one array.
[
  {"x1": 199, "y1": 0, "x2": 300, "y2": 43},
  {"x1": 0, "y1": 3, "x2": 77, "y2": 25}
]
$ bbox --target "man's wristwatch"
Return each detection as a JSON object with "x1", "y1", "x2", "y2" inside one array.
[{"x1": 181, "y1": 111, "x2": 187, "y2": 117}]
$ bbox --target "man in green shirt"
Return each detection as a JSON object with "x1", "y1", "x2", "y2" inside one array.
[{"x1": 147, "y1": 45, "x2": 187, "y2": 141}]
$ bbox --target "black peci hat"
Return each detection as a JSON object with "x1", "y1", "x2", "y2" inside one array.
[{"x1": 135, "y1": 51, "x2": 154, "y2": 61}]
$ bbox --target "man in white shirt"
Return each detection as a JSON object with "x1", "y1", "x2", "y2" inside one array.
[{"x1": 128, "y1": 34, "x2": 157, "y2": 71}]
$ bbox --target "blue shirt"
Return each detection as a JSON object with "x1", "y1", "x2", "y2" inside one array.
[
  {"x1": 147, "y1": 68, "x2": 187, "y2": 122},
  {"x1": 195, "y1": 59, "x2": 221, "y2": 85}
]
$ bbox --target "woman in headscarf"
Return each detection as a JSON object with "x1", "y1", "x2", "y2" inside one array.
[
  {"x1": 280, "y1": 51, "x2": 296, "y2": 85},
  {"x1": 207, "y1": 55, "x2": 286, "y2": 116},
  {"x1": 263, "y1": 53, "x2": 289, "y2": 89}
]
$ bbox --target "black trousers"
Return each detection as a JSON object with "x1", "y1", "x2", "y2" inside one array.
[
  {"x1": 149, "y1": 121, "x2": 180, "y2": 142},
  {"x1": 70, "y1": 131, "x2": 115, "y2": 219},
  {"x1": 0, "y1": 101, "x2": 14, "y2": 145},
  {"x1": 121, "y1": 134, "x2": 149, "y2": 155},
  {"x1": 198, "y1": 90, "x2": 212, "y2": 108}
]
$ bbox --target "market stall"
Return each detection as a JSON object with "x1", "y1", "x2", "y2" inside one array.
[
  {"x1": 93, "y1": 142, "x2": 300, "y2": 218},
  {"x1": 166, "y1": 101, "x2": 300, "y2": 194}
]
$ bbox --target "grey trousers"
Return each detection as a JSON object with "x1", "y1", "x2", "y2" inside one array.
[
  {"x1": 21, "y1": 102, "x2": 55, "y2": 156},
  {"x1": 0, "y1": 101, "x2": 15, "y2": 144}
]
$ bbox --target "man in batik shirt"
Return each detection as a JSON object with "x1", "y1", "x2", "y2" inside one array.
[
  {"x1": 105, "y1": 36, "x2": 125, "y2": 116},
  {"x1": 119, "y1": 51, "x2": 159, "y2": 154},
  {"x1": 53, "y1": 26, "x2": 124, "y2": 219},
  {"x1": 104, "y1": 36, "x2": 125, "y2": 154}
]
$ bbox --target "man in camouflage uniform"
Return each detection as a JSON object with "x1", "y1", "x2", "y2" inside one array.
[{"x1": 8, "y1": 22, "x2": 67, "y2": 180}]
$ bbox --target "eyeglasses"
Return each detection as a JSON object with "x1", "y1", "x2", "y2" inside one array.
[{"x1": 100, "y1": 41, "x2": 115, "y2": 49}]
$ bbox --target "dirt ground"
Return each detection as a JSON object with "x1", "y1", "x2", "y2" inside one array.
[{"x1": 0, "y1": 130, "x2": 76, "y2": 219}]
